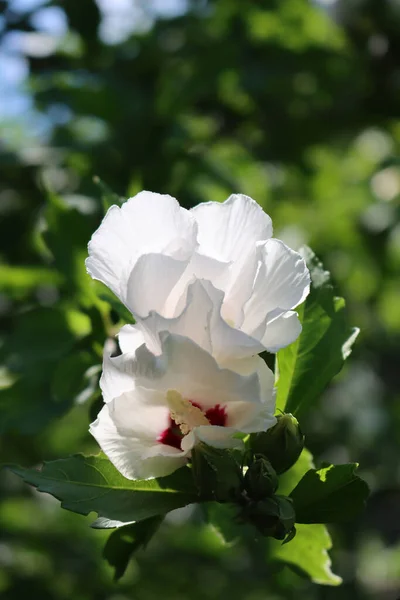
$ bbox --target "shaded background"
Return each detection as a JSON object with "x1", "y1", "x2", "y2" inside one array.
[{"x1": 1, "y1": 0, "x2": 400, "y2": 598}]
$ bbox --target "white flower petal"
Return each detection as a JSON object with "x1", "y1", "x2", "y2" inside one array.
[
  {"x1": 125, "y1": 251, "x2": 229, "y2": 320},
  {"x1": 191, "y1": 194, "x2": 272, "y2": 262},
  {"x1": 108, "y1": 387, "x2": 169, "y2": 436},
  {"x1": 226, "y1": 401, "x2": 276, "y2": 433},
  {"x1": 191, "y1": 425, "x2": 243, "y2": 449},
  {"x1": 163, "y1": 252, "x2": 230, "y2": 318},
  {"x1": 100, "y1": 350, "x2": 139, "y2": 403},
  {"x1": 191, "y1": 194, "x2": 273, "y2": 326},
  {"x1": 201, "y1": 280, "x2": 265, "y2": 362},
  {"x1": 118, "y1": 324, "x2": 149, "y2": 354},
  {"x1": 110, "y1": 332, "x2": 261, "y2": 413},
  {"x1": 126, "y1": 253, "x2": 189, "y2": 317},
  {"x1": 125, "y1": 279, "x2": 214, "y2": 356},
  {"x1": 241, "y1": 239, "x2": 310, "y2": 337},
  {"x1": 262, "y1": 310, "x2": 302, "y2": 353},
  {"x1": 220, "y1": 356, "x2": 276, "y2": 433},
  {"x1": 221, "y1": 247, "x2": 260, "y2": 327},
  {"x1": 180, "y1": 430, "x2": 196, "y2": 453},
  {"x1": 132, "y1": 333, "x2": 264, "y2": 411},
  {"x1": 120, "y1": 280, "x2": 264, "y2": 364},
  {"x1": 86, "y1": 191, "x2": 197, "y2": 309},
  {"x1": 90, "y1": 390, "x2": 188, "y2": 480},
  {"x1": 220, "y1": 355, "x2": 276, "y2": 412}
]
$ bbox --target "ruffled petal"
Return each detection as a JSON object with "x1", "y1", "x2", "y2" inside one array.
[
  {"x1": 125, "y1": 251, "x2": 229, "y2": 319},
  {"x1": 118, "y1": 325, "x2": 148, "y2": 354},
  {"x1": 132, "y1": 332, "x2": 264, "y2": 411},
  {"x1": 164, "y1": 252, "x2": 230, "y2": 318},
  {"x1": 100, "y1": 353, "x2": 134, "y2": 403},
  {"x1": 241, "y1": 239, "x2": 310, "y2": 336},
  {"x1": 220, "y1": 355, "x2": 276, "y2": 413},
  {"x1": 120, "y1": 280, "x2": 264, "y2": 364},
  {"x1": 120, "y1": 279, "x2": 213, "y2": 357},
  {"x1": 126, "y1": 253, "x2": 189, "y2": 318},
  {"x1": 86, "y1": 191, "x2": 197, "y2": 309},
  {"x1": 192, "y1": 195, "x2": 273, "y2": 326},
  {"x1": 226, "y1": 401, "x2": 276, "y2": 433},
  {"x1": 106, "y1": 332, "x2": 272, "y2": 433},
  {"x1": 221, "y1": 246, "x2": 260, "y2": 328},
  {"x1": 191, "y1": 194, "x2": 272, "y2": 263},
  {"x1": 202, "y1": 281, "x2": 265, "y2": 362},
  {"x1": 262, "y1": 310, "x2": 302, "y2": 353}
]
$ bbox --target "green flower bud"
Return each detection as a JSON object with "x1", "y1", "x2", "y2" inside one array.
[
  {"x1": 249, "y1": 414, "x2": 305, "y2": 474},
  {"x1": 244, "y1": 457, "x2": 278, "y2": 499},
  {"x1": 249, "y1": 495, "x2": 296, "y2": 540},
  {"x1": 191, "y1": 443, "x2": 242, "y2": 502}
]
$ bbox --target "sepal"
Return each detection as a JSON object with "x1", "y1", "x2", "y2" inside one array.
[
  {"x1": 191, "y1": 443, "x2": 243, "y2": 502},
  {"x1": 244, "y1": 495, "x2": 296, "y2": 541},
  {"x1": 244, "y1": 456, "x2": 278, "y2": 500}
]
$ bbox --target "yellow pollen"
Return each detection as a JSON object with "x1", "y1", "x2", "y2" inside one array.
[{"x1": 166, "y1": 390, "x2": 209, "y2": 435}]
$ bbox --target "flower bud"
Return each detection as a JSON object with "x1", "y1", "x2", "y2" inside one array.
[
  {"x1": 249, "y1": 414, "x2": 304, "y2": 474},
  {"x1": 249, "y1": 495, "x2": 296, "y2": 540},
  {"x1": 244, "y1": 457, "x2": 278, "y2": 499},
  {"x1": 191, "y1": 443, "x2": 243, "y2": 502}
]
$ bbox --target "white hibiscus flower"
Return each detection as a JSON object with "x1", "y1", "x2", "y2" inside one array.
[
  {"x1": 90, "y1": 332, "x2": 275, "y2": 480},
  {"x1": 86, "y1": 192, "x2": 310, "y2": 356}
]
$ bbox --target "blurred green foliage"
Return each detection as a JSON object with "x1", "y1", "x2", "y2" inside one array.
[{"x1": 1, "y1": 0, "x2": 400, "y2": 598}]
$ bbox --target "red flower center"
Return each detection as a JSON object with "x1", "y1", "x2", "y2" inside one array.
[
  {"x1": 158, "y1": 402, "x2": 227, "y2": 450},
  {"x1": 205, "y1": 404, "x2": 227, "y2": 427}
]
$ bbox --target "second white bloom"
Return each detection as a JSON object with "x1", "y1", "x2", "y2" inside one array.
[{"x1": 90, "y1": 331, "x2": 276, "y2": 479}]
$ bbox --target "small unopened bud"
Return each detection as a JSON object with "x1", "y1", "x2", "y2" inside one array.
[
  {"x1": 191, "y1": 443, "x2": 242, "y2": 502},
  {"x1": 249, "y1": 495, "x2": 296, "y2": 540},
  {"x1": 244, "y1": 457, "x2": 278, "y2": 499},
  {"x1": 250, "y1": 414, "x2": 304, "y2": 474}
]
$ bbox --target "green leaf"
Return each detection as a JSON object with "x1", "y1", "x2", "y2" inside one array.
[
  {"x1": 276, "y1": 246, "x2": 359, "y2": 416},
  {"x1": 269, "y1": 523, "x2": 342, "y2": 586},
  {"x1": 0, "y1": 370, "x2": 68, "y2": 435},
  {"x1": 290, "y1": 463, "x2": 369, "y2": 524},
  {"x1": 271, "y1": 448, "x2": 341, "y2": 584},
  {"x1": 104, "y1": 516, "x2": 163, "y2": 581},
  {"x1": 277, "y1": 447, "x2": 315, "y2": 497},
  {"x1": 43, "y1": 194, "x2": 99, "y2": 305},
  {"x1": 1, "y1": 308, "x2": 93, "y2": 434},
  {"x1": 96, "y1": 283, "x2": 134, "y2": 324},
  {"x1": 93, "y1": 176, "x2": 123, "y2": 213},
  {"x1": 51, "y1": 351, "x2": 100, "y2": 405},
  {"x1": 0, "y1": 265, "x2": 62, "y2": 299},
  {"x1": 8, "y1": 455, "x2": 198, "y2": 523},
  {"x1": 91, "y1": 517, "x2": 132, "y2": 529},
  {"x1": 203, "y1": 502, "x2": 243, "y2": 545},
  {"x1": 7, "y1": 307, "x2": 91, "y2": 370}
]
